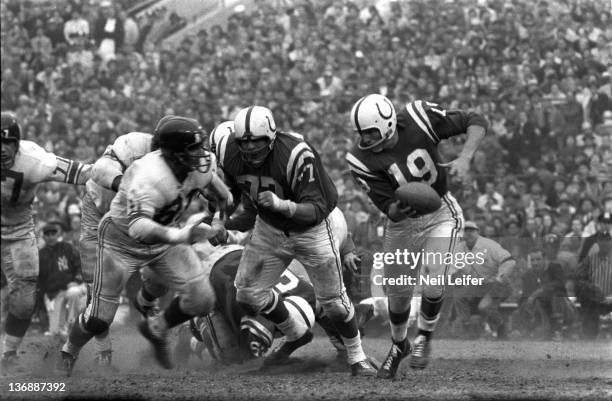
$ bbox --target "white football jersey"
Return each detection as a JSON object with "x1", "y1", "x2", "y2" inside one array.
[
  {"x1": 1, "y1": 141, "x2": 82, "y2": 239},
  {"x1": 86, "y1": 132, "x2": 153, "y2": 214},
  {"x1": 109, "y1": 150, "x2": 217, "y2": 244}
]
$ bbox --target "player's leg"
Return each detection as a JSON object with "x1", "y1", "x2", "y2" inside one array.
[
  {"x1": 141, "y1": 244, "x2": 215, "y2": 369},
  {"x1": 234, "y1": 220, "x2": 307, "y2": 346},
  {"x1": 376, "y1": 220, "x2": 420, "y2": 378},
  {"x1": 60, "y1": 218, "x2": 131, "y2": 376},
  {"x1": 411, "y1": 194, "x2": 463, "y2": 369},
  {"x1": 79, "y1": 195, "x2": 113, "y2": 364},
  {"x1": 133, "y1": 267, "x2": 168, "y2": 317},
  {"x1": 1, "y1": 237, "x2": 39, "y2": 370},
  {"x1": 295, "y1": 218, "x2": 375, "y2": 376}
]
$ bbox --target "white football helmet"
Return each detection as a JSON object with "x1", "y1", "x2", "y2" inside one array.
[
  {"x1": 209, "y1": 120, "x2": 234, "y2": 156},
  {"x1": 233, "y1": 106, "x2": 277, "y2": 166},
  {"x1": 350, "y1": 94, "x2": 397, "y2": 150}
]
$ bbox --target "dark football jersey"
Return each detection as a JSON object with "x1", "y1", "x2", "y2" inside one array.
[
  {"x1": 346, "y1": 100, "x2": 487, "y2": 216},
  {"x1": 209, "y1": 249, "x2": 316, "y2": 334},
  {"x1": 220, "y1": 131, "x2": 337, "y2": 232}
]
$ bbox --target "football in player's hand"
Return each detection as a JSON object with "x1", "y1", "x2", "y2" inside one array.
[{"x1": 394, "y1": 182, "x2": 442, "y2": 214}]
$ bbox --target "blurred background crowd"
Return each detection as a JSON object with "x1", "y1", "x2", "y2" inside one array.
[{"x1": 1, "y1": 0, "x2": 611, "y2": 340}]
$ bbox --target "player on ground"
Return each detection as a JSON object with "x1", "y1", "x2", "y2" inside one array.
[
  {"x1": 219, "y1": 106, "x2": 376, "y2": 376},
  {"x1": 59, "y1": 115, "x2": 232, "y2": 375},
  {"x1": 346, "y1": 95, "x2": 487, "y2": 377},
  {"x1": 180, "y1": 207, "x2": 365, "y2": 366},
  {"x1": 1, "y1": 111, "x2": 91, "y2": 370},
  {"x1": 79, "y1": 131, "x2": 163, "y2": 367}
]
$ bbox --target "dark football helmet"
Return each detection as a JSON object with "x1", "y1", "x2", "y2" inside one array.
[
  {"x1": 1, "y1": 111, "x2": 21, "y2": 169},
  {"x1": 154, "y1": 115, "x2": 212, "y2": 174}
]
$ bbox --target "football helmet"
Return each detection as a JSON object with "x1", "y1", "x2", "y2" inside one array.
[
  {"x1": 350, "y1": 94, "x2": 397, "y2": 150},
  {"x1": 154, "y1": 115, "x2": 212, "y2": 173},
  {"x1": 209, "y1": 120, "x2": 234, "y2": 156},
  {"x1": 1, "y1": 111, "x2": 21, "y2": 169},
  {"x1": 233, "y1": 106, "x2": 276, "y2": 167}
]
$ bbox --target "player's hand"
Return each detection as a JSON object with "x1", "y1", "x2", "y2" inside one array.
[
  {"x1": 217, "y1": 192, "x2": 234, "y2": 220},
  {"x1": 208, "y1": 218, "x2": 229, "y2": 246},
  {"x1": 177, "y1": 212, "x2": 213, "y2": 243},
  {"x1": 438, "y1": 157, "x2": 470, "y2": 181},
  {"x1": 257, "y1": 191, "x2": 283, "y2": 211},
  {"x1": 387, "y1": 200, "x2": 418, "y2": 221},
  {"x1": 343, "y1": 251, "x2": 362, "y2": 273}
]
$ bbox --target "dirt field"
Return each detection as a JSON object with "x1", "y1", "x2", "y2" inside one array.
[{"x1": 1, "y1": 325, "x2": 611, "y2": 401}]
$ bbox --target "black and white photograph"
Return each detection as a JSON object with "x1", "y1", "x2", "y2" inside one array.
[{"x1": 1, "y1": 0, "x2": 611, "y2": 400}]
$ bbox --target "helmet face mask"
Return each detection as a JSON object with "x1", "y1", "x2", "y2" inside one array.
[
  {"x1": 155, "y1": 115, "x2": 212, "y2": 174},
  {"x1": 236, "y1": 136, "x2": 272, "y2": 167},
  {"x1": 350, "y1": 94, "x2": 397, "y2": 151},
  {"x1": 233, "y1": 106, "x2": 276, "y2": 168}
]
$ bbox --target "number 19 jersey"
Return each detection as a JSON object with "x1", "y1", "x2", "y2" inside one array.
[{"x1": 346, "y1": 100, "x2": 487, "y2": 217}]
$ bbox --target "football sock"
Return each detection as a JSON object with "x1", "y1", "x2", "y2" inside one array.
[
  {"x1": 63, "y1": 314, "x2": 95, "y2": 357},
  {"x1": 260, "y1": 291, "x2": 289, "y2": 324},
  {"x1": 389, "y1": 306, "x2": 411, "y2": 343},
  {"x1": 341, "y1": 333, "x2": 367, "y2": 365},
  {"x1": 418, "y1": 295, "x2": 443, "y2": 333},
  {"x1": 94, "y1": 329, "x2": 112, "y2": 354},
  {"x1": 163, "y1": 297, "x2": 192, "y2": 329},
  {"x1": 136, "y1": 288, "x2": 156, "y2": 309}
]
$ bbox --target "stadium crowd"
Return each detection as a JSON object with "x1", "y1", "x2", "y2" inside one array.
[{"x1": 1, "y1": 0, "x2": 611, "y2": 340}]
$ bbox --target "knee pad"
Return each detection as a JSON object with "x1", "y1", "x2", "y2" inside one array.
[
  {"x1": 422, "y1": 285, "x2": 445, "y2": 300},
  {"x1": 83, "y1": 316, "x2": 110, "y2": 335},
  {"x1": 318, "y1": 291, "x2": 354, "y2": 322},
  {"x1": 9, "y1": 279, "x2": 37, "y2": 319}
]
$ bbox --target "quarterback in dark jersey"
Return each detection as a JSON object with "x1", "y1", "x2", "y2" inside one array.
[
  {"x1": 346, "y1": 94, "x2": 487, "y2": 378},
  {"x1": 218, "y1": 106, "x2": 375, "y2": 376}
]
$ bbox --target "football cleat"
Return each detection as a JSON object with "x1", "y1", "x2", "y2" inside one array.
[
  {"x1": 263, "y1": 330, "x2": 313, "y2": 367},
  {"x1": 57, "y1": 351, "x2": 77, "y2": 377},
  {"x1": 350, "y1": 358, "x2": 378, "y2": 377},
  {"x1": 1, "y1": 351, "x2": 21, "y2": 374},
  {"x1": 138, "y1": 319, "x2": 173, "y2": 369},
  {"x1": 377, "y1": 338, "x2": 411, "y2": 379},
  {"x1": 408, "y1": 335, "x2": 431, "y2": 370}
]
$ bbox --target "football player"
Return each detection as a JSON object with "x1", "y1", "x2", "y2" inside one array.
[
  {"x1": 181, "y1": 207, "x2": 364, "y2": 366},
  {"x1": 59, "y1": 116, "x2": 232, "y2": 375},
  {"x1": 218, "y1": 106, "x2": 375, "y2": 376},
  {"x1": 1, "y1": 111, "x2": 91, "y2": 370},
  {"x1": 79, "y1": 131, "x2": 164, "y2": 367},
  {"x1": 209, "y1": 120, "x2": 234, "y2": 158},
  {"x1": 346, "y1": 95, "x2": 487, "y2": 377}
]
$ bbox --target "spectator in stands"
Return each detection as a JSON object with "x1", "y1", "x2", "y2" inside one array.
[
  {"x1": 93, "y1": 0, "x2": 125, "y2": 62},
  {"x1": 451, "y1": 221, "x2": 516, "y2": 339},
  {"x1": 63, "y1": 6, "x2": 90, "y2": 46},
  {"x1": 38, "y1": 222, "x2": 84, "y2": 337}
]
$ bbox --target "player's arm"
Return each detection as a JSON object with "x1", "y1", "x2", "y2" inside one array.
[
  {"x1": 346, "y1": 154, "x2": 406, "y2": 222},
  {"x1": 46, "y1": 156, "x2": 92, "y2": 185},
  {"x1": 254, "y1": 143, "x2": 318, "y2": 225},
  {"x1": 126, "y1": 176, "x2": 206, "y2": 244},
  {"x1": 92, "y1": 147, "x2": 125, "y2": 191}
]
